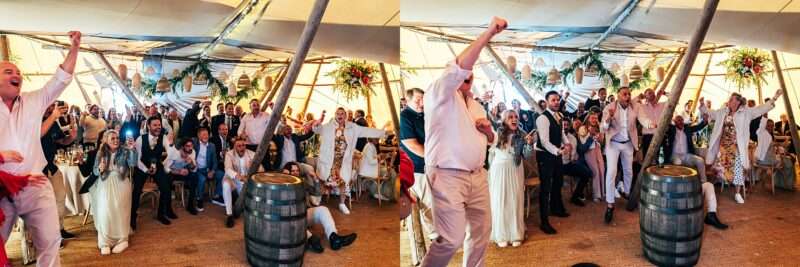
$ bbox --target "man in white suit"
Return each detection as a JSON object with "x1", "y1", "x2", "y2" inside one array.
[{"x1": 601, "y1": 87, "x2": 639, "y2": 224}]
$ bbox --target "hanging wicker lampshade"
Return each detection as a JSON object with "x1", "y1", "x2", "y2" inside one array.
[
  {"x1": 561, "y1": 60, "x2": 571, "y2": 69},
  {"x1": 584, "y1": 65, "x2": 599, "y2": 77},
  {"x1": 145, "y1": 66, "x2": 156, "y2": 77},
  {"x1": 156, "y1": 76, "x2": 170, "y2": 92},
  {"x1": 264, "y1": 75, "x2": 273, "y2": 91},
  {"x1": 183, "y1": 75, "x2": 192, "y2": 92},
  {"x1": 534, "y1": 57, "x2": 546, "y2": 68},
  {"x1": 621, "y1": 74, "x2": 630, "y2": 87},
  {"x1": 132, "y1": 72, "x2": 142, "y2": 90},
  {"x1": 629, "y1": 64, "x2": 643, "y2": 80},
  {"x1": 506, "y1": 56, "x2": 517, "y2": 73},
  {"x1": 171, "y1": 69, "x2": 180, "y2": 78},
  {"x1": 546, "y1": 67, "x2": 561, "y2": 85},
  {"x1": 237, "y1": 73, "x2": 251, "y2": 89},
  {"x1": 117, "y1": 64, "x2": 128, "y2": 80},
  {"x1": 575, "y1": 67, "x2": 584, "y2": 84},
  {"x1": 227, "y1": 80, "x2": 238, "y2": 97},
  {"x1": 218, "y1": 71, "x2": 229, "y2": 82},
  {"x1": 656, "y1": 66, "x2": 666, "y2": 82},
  {"x1": 610, "y1": 63, "x2": 621, "y2": 73},
  {"x1": 193, "y1": 72, "x2": 208, "y2": 85},
  {"x1": 521, "y1": 64, "x2": 532, "y2": 82}
]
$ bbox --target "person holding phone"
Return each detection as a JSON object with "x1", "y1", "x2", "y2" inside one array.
[
  {"x1": 91, "y1": 130, "x2": 137, "y2": 255},
  {"x1": 40, "y1": 102, "x2": 80, "y2": 244}
]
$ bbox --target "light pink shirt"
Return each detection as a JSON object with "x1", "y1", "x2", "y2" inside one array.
[
  {"x1": 424, "y1": 61, "x2": 487, "y2": 171},
  {"x1": 637, "y1": 101, "x2": 666, "y2": 135},
  {"x1": 240, "y1": 112, "x2": 271, "y2": 145},
  {"x1": 0, "y1": 67, "x2": 72, "y2": 175}
]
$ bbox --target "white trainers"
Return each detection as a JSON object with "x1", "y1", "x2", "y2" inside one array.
[
  {"x1": 615, "y1": 190, "x2": 621, "y2": 199},
  {"x1": 511, "y1": 241, "x2": 522, "y2": 247},
  {"x1": 497, "y1": 241, "x2": 508, "y2": 248},
  {"x1": 339, "y1": 203, "x2": 351, "y2": 215},
  {"x1": 735, "y1": 193, "x2": 745, "y2": 204},
  {"x1": 373, "y1": 193, "x2": 389, "y2": 201},
  {"x1": 112, "y1": 241, "x2": 128, "y2": 254},
  {"x1": 100, "y1": 246, "x2": 111, "y2": 255}
]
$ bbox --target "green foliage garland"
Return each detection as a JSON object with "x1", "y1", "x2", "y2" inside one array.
[{"x1": 138, "y1": 60, "x2": 263, "y2": 102}]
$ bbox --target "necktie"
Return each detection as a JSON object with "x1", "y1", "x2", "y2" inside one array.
[{"x1": 226, "y1": 116, "x2": 232, "y2": 130}]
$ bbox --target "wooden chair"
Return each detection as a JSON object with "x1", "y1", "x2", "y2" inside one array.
[
  {"x1": 82, "y1": 203, "x2": 92, "y2": 226},
  {"x1": 173, "y1": 180, "x2": 185, "y2": 208},
  {"x1": 752, "y1": 161, "x2": 777, "y2": 195},
  {"x1": 524, "y1": 177, "x2": 541, "y2": 219},
  {"x1": 141, "y1": 178, "x2": 160, "y2": 219},
  {"x1": 360, "y1": 152, "x2": 396, "y2": 207}
]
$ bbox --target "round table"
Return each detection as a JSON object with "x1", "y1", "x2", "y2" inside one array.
[{"x1": 57, "y1": 164, "x2": 90, "y2": 216}]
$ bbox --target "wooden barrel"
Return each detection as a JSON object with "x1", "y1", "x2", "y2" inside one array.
[
  {"x1": 639, "y1": 165, "x2": 704, "y2": 267},
  {"x1": 244, "y1": 173, "x2": 307, "y2": 267}
]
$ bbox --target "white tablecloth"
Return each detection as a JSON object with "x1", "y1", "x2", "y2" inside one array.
[{"x1": 57, "y1": 164, "x2": 90, "y2": 215}]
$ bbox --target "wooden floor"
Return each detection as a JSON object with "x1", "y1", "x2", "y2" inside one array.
[
  {"x1": 401, "y1": 182, "x2": 800, "y2": 267},
  {"x1": 6, "y1": 196, "x2": 398, "y2": 267}
]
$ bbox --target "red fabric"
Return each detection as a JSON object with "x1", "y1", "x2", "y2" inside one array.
[
  {"x1": 0, "y1": 171, "x2": 29, "y2": 266},
  {"x1": 398, "y1": 149, "x2": 415, "y2": 202}
]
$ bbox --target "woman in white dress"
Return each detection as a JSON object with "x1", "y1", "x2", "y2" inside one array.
[
  {"x1": 488, "y1": 110, "x2": 528, "y2": 248},
  {"x1": 91, "y1": 130, "x2": 137, "y2": 255}
]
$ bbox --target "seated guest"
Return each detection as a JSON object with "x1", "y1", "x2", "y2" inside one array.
[
  {"x1": 282, "y1": 162, "x2": 357, "y2": 253},
  {"x1": 91, "y1": 130, "x2": 137, "y2": 255},
  {"x1": 210, "y1": 124, "x2": 232, "y2": 206},
  {"x1": 222, "y1": 137, "x2": 263, "y2": 227},
  {"x1": 271, "y1": 124, "x2": 314, "y2": 170},
  {"x1": 192, "y1": 127, "x2": 217, "y2": 211},
  {"x1": 165, "y1": 139, "x2": 198, "y2": 215},
  {"x1": 561, "y1": 119, "x2": 592, "y2": 207},
  {"x1": 664, "y1": 115, "x2": 727, "y2": 230},
  {"x1": 756, "y1": 118, "x2": 796, "y2": 190},
  {"x1": 179, "y1": 101, "x2": 202, "y2": 140},
  {"x1": 132, "y1": 117, "x2": 175, "y2": 228},
  {"x1": 359, "y1": 138, "x2": 395, "y2": 201},
  {"x1": 240, "y1": 99, "x2": 272, "y2": 171}
]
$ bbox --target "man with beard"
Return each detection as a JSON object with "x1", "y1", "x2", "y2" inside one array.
[
  {"x1": 132, "y1": 117, "x2": 175, "y2": 227},
  {"x1": 80, "y1": 104, "x2": 107, "y2": 149},
  {"x1": 211, "y1": 102, "x2": 240, "y2": 138}
]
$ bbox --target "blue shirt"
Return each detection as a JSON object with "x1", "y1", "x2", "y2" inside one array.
[{"x1": 399, "y1": 107, "x2": 425, "y2": 173}]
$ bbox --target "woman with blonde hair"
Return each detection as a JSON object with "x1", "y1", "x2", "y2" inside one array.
[
  {"x1": 579, "y1": 109, "x2": 605, "y2": 202},
  {"x1": 91, "y1": 130, "x2": 138, "y2": 255},
  {"x1": 488, "y1": 110, "x2": 529, "y2": 247}
]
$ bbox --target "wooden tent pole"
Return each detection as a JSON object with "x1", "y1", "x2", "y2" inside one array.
[
  {"x1": 96, "y1": 53, "x2": 146, "y2": 114},
  {"x1": 486, "y1": 45, "x2": 543, "y2": 114},
  {"x1": 379, "y1": 63, "x2": 400, "y2": 131},
  {"x1": 261, "y1": 62, "x2": 290, "y2": 111},
  {"x1": 756, "y1": 80, "x2": 764, "y2": 104},
  {"x1": 770, "y1": 50, "x2": 800, "y2": 157},
  {"x1": 366, "y1": 89, "x2": 373, "y2": 117},
  {"x1": 658, "y1": 48, "x2": 686, "y2": 93},
  {"x1": 246, "y1": 0, "x2": 329, "y2": 175},
  {"x1": 0, "y1": 35, "x2": 9, "y2": 61},
  {"x1": 627, "y1": 0, "x2": 720, "y2": 211},
  {"x1": 257, "y1": 62, "x2": 287, "y2": 106},
  {"x1": 300, "y1": 62, "x2": 323, "y2": 116},
  {"x1": 690, "y1": 47, "x2": 715, "y2": 111}
]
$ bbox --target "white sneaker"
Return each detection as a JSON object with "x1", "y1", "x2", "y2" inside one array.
[
  {"x1": 112, "y1": 241, "x2": 128, "y2": 254},
  {"x1": 100, "y1": 246, "x2": 111, "y2": 255},
  {"x1": 339, "y1": 203, "x2": 351, "y2": 215},
  {"x1": 497, "y1": 241, "x2": 508, "y2": 248},
  {"x1": 615, "y1": 190, "x2": 621, "y2": 199},
  {"x1": 511, "y1": 241, "x2": 522, "y2": 247},
  {"x1": 373, "y1": 193, "x2": 389, "y2": 201},
  {"x1": 735, "y1": 193, "x2": 745, "y2": 204}
]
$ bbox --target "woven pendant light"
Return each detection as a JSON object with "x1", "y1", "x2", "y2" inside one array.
[
  {"x1": 610, "y1": 63, "x2": 621, "y2": 73},
  {"x1": 237, "y1": 73, "x2": 251, "y2": 89},
  {"x1": 534, "y1": 57, "x2": 546, "y2": 68},
  {"x1": 521, "y1": 64, "x2": 532, "y2": 82},
  {"x1": 156, "y1": 76, "x2": 170, "y2": 92},
  {"x1": 171, "y1": 69, "x2": 180, "y2": 78},
  {"x1": 264, "y1": 76, "x2": 273, "y2": 91},
  {"x1": 561, "y1": 60, "x2": 571, "y2": 69},
  {"x1": 575, "y1": 67, "x2": 584, "y2": 84},
  {"x1": 117, "y1": 64, "x2": 128, "y2": 80},
  {"x1": 621, "y1": 74, "x2": 630, "y2": 87},
  {"x1": 656, "y1": 66, "x2": 666, "y2": 82},
  {"x1": 193, "y1": 72, "x2": 208, "y2": 86},
  {"x1": 227, "y1": 80, "x2": 238, "y2": 97},
  {"x1": 630, "y1": 64, "x2": 643, "y2": 80},
  {"x1": 145, "y1": 66, "x2": 156, "y2": 77},
  {"x1": 182, "y1": 75, "x2": 192, "y2": 92},
  {"x1": 218, "y1": 71, "x2": 229, "y2": 83},
  {"x1": 132, "y1": 72, "x2": 142, "y2": 90},
  {"x1": 585, "y1": 65, "x2": 599, "y2": 77},
  {"x1": 546, "y1": 67, "x2": 561, "y2": 85},
  {"x1": 506, "y1": 56, "x2": 517, "y2": 73}
]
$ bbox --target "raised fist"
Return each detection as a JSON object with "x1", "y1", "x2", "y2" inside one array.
[
  {"x1": 68, "y1": 31, "x2": 81, "y2": 48},
  {"x1": 488, "y1": 17, "x2": 508, "y2": 35}
]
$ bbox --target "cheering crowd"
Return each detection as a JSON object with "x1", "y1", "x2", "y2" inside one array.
[
  {"x1": 400, "y1": 17, "x2": 797, "y2": 266},
  {"x1": 0, "y1": 31, "x2": 401, "y2": 265}
]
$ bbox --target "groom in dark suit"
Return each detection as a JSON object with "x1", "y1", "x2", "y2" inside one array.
[{"x1": 211, "y1": 102, "x2": 240, "y2": 137}]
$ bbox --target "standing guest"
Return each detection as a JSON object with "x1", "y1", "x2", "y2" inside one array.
[
  {"x1": 211, "y1": 102, "x2": 240, "y2": 138},
  {"x1": 91, "y1": 130, "x2": 137, "y2": 254},
  {"x1": 774, "y1": 113, "x2": 795, "y2": 136},
  {"x1": 81, "y1": 104, "x2": 108, "y2": 149},
  {"x1": 346, "y1": 110, "x2": 354, "y2": 122},
  {"x1": 421, "y1": 17, "x2": 504, "y2": 267},
  {"x1": 400, "y1": 87, "x2": 436, "y2": 240},
  {"x1": 679, "y1": 100, "x2": 696, "y2": 123},
  {"x1": 585, "y1": 88, "x2": 608, "y2": 112},
  {"x1": 132, "y1": 117, "x2": 175, "y2": 228},
  {"x1": 601, "y1": 87, "x2": 639, "y2": 224},
  {"x1": 165, "y1": 139, "x2": 198, "y2": 215},
  {"x1": 199, "y1": 105, "x2": 212, "y2": 130},
  {"x1": 159, "y1": 105, "x2": 169, "y2": 117},
  {"x1": 215, "y1": 103, "x2": 224, "y2": 116},
  {"x1": 0, "y1": 31, "x2": 81, "y2": 267},
  {"x1": 566, "y1": 102, "x2": 587, "y2": 122},
  {"x1": 271, "y1": 124, "x2": 314, "y2": 170},
  {"x1": 702, "y1": 91, "x2": 781, "y2": 204},
  {"x1": 166, "y1": 109, "x2": 182, "y2": 143},
  {"x1": 536, "y1": 91, "x2": 570, "y2": 234},
  {"x1": 122, "y1": 106, "x2": 146, "y2": 137},
  {"x1": 400, "y1": 97, "x2": 407, "y2": 110},
  {"x1": 234, "y1": 105, "x2": 244, "y2": 119},
  {"x1": 240, "y1": 99, "x2": 272, "y2": 170},
  {"x1": 636, "y1": 88, "x2": 667, "y2": 164},
  {"x1": 192, "y1": 127, "x2": 217, "y2": 212},
  {"x1": 41, "y1": 103, "x2": 79, "y2": 243},
  {"x1": 312, "y1": 107, "x2": 385, "y2": 215},
  {"x1": 354, "y1": 109, "x2": 369, "y2": 152},
  {"x1": 488, "y1": 110, "x2": 528, "y2": 247},
  {"x1": 562, "y1": 119, "x2": 592, "y2": 207},
  {"x1": 106, "y1": 107, "x2": 122, "y2": 131},
  {"x1": 747, "y1": 100, "x2": 760, "y2": 142},
  {"x1": 222, "y1": 137, "x2": 263, "y2": 227},
  {"x1": 210, "y1": 124, "x2": 231, "y2": 206},
  {"x1": 578, "y1": 111, "x2": 605, "y2": 202},
  {"x1": 180, "y1": 101, "x2": 202, "y2": 140}
]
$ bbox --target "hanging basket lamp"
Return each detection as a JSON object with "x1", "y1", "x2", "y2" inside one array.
[
  {"x1": 117, "y1": 64, "x2": 128, "y2": 80},
  {"x1": 574, "y1": 67, "x2": 584, "y2": 84},
  {"x1": 521, "y1": 64, "x2": 532, "y2": 82},
  {"x1": 506, "y1": 56, "x2": 517, "y2": 73},
  {"x1": 193, "y1": 72, "x2": 209, "y2": 86},
  {"x1": 656, "y1": 66, "x2": 666, "y2": 82},
  {"x1": 630, "y1": 64, "x2": 643, "y2": 80},
  {"x1": 156, "y1": 76, "x2": 171, "y2": 92},
  {"x1": 131, "y1": 72, "x2": 142, "y2": 91},
  {"x1": 238, "y1": 73, "x2": 251, "y2": 89},
  {"x1": 183, "y1": 75, "x2": 192, "y2": 92},
  {"x1": 534, "y1": 57, "x2": 546, "y2": 68},
  {"x1": 227, "y1": 80, "x2": 238, "y2": 97},
  {"x1": 546, "y1": 67, "x2": 561, "y2": 85}
]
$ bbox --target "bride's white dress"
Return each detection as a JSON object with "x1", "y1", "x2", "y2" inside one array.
[
  {"x1": 488, "y1": 140, "x2": 525, "y2": 243},
  {"x1": 90, "y1": 153, "x2": 132, "y2": 248}
]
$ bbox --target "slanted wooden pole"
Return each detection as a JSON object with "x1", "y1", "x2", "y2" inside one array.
[
  {"x1": 247, "y1": 0, "x2": 329, "y2": 175},
  {"x1": 756, "y1": 81, "x2": 764, "y2": 104},
  {"x1": 0, "y1": 35, "x2": 9, "y2": 61},
  {"x1": 690, "y1": 48, "x2": 715, "y2": 111},
  {"x1": 379, "y1": 63, "x2": 400, "y2": 131},
  {"x1": 258, "y1": 63, "x2": 288, "y2": 109},
  {"x1": 409, "y1": 205, "x2": 427, "y2": 264},
  {"x1": 300, "y1": 62, "x2": 324, "y2": 115},
  {"x1": 627, "y1": 0, "x2": 720, "y2": 211},
  {"x1": 485, "y1": 46, "x2": 543, "y2": 113},
  {"x1": 771, "y1": 50, "x2": 800, "y2": 157},
  {"x1": 262, "y1": 63, "x2": 290, "y2": 111},
  {"x1": 658, "y1": 48, "x2": 686, "y2": 93},
  {"x1": 96, "y1": 53, "x2": 146, "y2": 114}
]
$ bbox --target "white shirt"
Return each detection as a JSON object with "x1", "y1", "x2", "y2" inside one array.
[
  {"x1": 197, "y1": 141, "x2": 208, "y2": 169},
  {"x1": 240, "y1": 112, "x2": 271, "y2": 145},
  {"x1": 562, "y1": 132, "x2": 578, "y2": 164},
  {"x1": 637, "y1": 102, "x2": 666, "y2": 135},
  {"x1": 164, "y1": 147, "x2": 197, "y2": 173},
  {"x1": 359, "y1": 142, "x2": 380, "y2": 177},
  {"x1": 755, "y1": 117, "x2": 773, "y2": 161},
  {"x1": 673, "y1": 128, "x2": 689, "y2": 156},
  {"x1": 535, "y1": 109, "x2": 564, "y2": 156},
  {"x1": 612, "y1": 103, "x2": 631, "y2": 142},
  {"x1": 280, "y1": 136, "x2": 296, "y2": 169},
  {"x1": 135, "y1": 133, "x2": 173, "y2": 172},
  {"x1": 224, "y1": 149, "x2": 257, "y2": 180},
  {"x1": 424, "y1": 61, "x2": 487, "y2": 171},
  {"x1": 0, "y1": 67, "x2": 72, "y2": 175}
]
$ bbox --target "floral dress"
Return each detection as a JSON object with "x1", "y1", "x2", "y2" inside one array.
[
  {"x1": 329, "y1": 126, "x2": 348, "y2": 191},
  {"x1": 719, "y1": 115, "x2": 744, "y2": 185}
]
